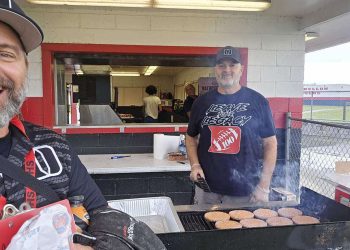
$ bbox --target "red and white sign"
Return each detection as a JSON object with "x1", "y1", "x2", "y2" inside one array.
[
  {"x1": 198, "y1": 77, "x2": 218, "y2": 95},
  {"x1": 208, "y1": 126, "x2": 241, "y2": 154}
]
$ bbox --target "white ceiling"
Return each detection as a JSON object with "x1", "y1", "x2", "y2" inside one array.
[
  {"x1": 266, "y1": 0, "x2": 350, "y2": 52},
  {"x1": 265, "y1": 0, "x2": 334, "y2": 17}
]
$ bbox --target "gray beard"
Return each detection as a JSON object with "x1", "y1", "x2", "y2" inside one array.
[
  {"x1": 0, "y1": 78, "x2": 27, "y2": 128},
  {"x1": 217, "y1": 79, "x2": 240, "y2": 89}
]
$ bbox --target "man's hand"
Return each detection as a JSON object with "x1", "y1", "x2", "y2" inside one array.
[
  {"x1": 190, "y1": 164, "x2": 205, "y2": 182},
  {"x1": 186, "y1": 134, "x2": 203, "y2": 182},
  {"x1": 250, "y1": 185, "x2": 269, "y2": 202},
  {"x1": 73, "y1": 243, "x2": 93, "y2": 250}
]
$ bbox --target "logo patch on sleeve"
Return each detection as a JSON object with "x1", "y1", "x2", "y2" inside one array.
[{"x1": 208, "y1": 126, "x2": 241, "y2": 154}]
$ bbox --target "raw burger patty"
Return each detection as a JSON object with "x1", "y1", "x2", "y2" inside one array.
[
  {"x1": 240, "y1": 218, "x2": 267, "y2": 228},
  {"x1": 253, "y1": 208, "x2": 278, "y2": 220},
  {"x1": 215, "y1": 220, "x2": 242, "y2": 229},
  {"x1": 292, "y1": 215, "x2": 320, "y2": 225},
  {"x1": 277, "y1": 207, "x2": 303, "y2": 218},
  {"x1": 204, "y1": 211, "x2": 230, "y2": 222},
  {"x1": 229, "y1": 210, "x2": 254, "y2": 221},
  {"x1": 266, "y1": 216, "x2": 293, "y2": 226}
]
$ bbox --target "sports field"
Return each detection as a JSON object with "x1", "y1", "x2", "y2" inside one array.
[{"x1": 303, "y1": 105, "x2": 350, "y2": 121}]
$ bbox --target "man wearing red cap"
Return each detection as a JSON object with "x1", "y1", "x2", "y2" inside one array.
[
  {"x1": 0, "y1": 1, "x2": 165, "y2": 249},
  {"x1": 187, "y1": 46, "x2": 277, "y2": 205}
]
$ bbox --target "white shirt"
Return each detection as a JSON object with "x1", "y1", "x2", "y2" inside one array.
[{"x1": 143, "y1": 95, "x2": 161, "y2": 119}]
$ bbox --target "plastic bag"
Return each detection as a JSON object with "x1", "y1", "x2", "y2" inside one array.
[{"x1": 7, "y1": 204, "x2": 73, "y2": 250}]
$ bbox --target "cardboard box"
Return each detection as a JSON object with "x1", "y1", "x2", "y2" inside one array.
[
  {"x1": 332, "y1": 161, "x2": 350, "y2": 206},
  {"x1": 335, "y1": 161, "x2": 350, "y2": 174},
  {"x1": 335, "y1": 186, "x2": 350, "y2": 207}
]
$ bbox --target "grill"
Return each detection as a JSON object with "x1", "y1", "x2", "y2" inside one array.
[
  {"x1": 158, "y1": 187, "x2": 350, "y2": 250},
  {"x1": 179, "y1": 213, "x2": 213, "y2": 231}
]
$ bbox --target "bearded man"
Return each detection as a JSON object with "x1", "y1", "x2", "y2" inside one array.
[{"x1": 186, "y1": 46, "x2": 278, "y2": 205}]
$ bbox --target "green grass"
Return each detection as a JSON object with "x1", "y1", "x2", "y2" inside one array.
[{"x1": 303, "y1": 105, "x2": 350, "y2": 121}]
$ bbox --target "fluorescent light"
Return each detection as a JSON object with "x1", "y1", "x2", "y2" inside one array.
[
  {"x1": 144, "y1": 66, "x2": 158, "y2": 76},
  {"x1": 305, "y1": 32, "x2": 319, "y2": 41},
  {"x1": 110, "y1": 72, "x2": 141, "y2": 76},
  {"x1": 27, "y1": 0, "x2": 150, "y2": 7},
  {"x1": 27, "y1": 0, "x2": 271, "y2": 11},
  {"x1": 156, "y1": 0, "x2": 271, "y2": 11}
]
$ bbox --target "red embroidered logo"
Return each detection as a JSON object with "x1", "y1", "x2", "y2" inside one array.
[{"x1": 208, "y1": 126, "x2": 241, "y2": 154}]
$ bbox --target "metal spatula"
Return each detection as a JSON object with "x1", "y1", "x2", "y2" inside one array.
[{"x1": 195, "y1": 175, "x2": 211, "y2": 193}]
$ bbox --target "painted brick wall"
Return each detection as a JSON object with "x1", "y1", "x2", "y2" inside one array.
[
  {"x1": 26, "y1": 47, "x2": 43, "y2": 97},
  {"x1": 91, "y1": 172, "x2": 193, "y2": 205},
  {"x1": 22, "y1": 4, "x2": 305, "y2": 100}
]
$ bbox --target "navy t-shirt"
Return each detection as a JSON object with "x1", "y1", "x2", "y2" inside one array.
[
  {"x1": 187, "y1": 87, "x2": 276, "y2": 196},
  {"x1": 183, "y1": 95, "x2": 198, "y2": 115}
]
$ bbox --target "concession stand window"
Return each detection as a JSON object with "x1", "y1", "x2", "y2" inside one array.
[{"x1": 41, "y1": 44, "x2": 248, "y2": 130}]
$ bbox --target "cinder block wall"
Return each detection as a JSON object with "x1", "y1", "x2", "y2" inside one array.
[
  {"x1": 92, "y1": 172, "x2": 193, "y2": 205},
  {"x1": 23, "y1": 4, "x2": 305, "y2": 100}
]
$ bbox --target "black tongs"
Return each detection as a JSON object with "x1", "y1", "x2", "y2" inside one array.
[{"x1": 195, "y1": 175, "x2": 211, "y2": 193}]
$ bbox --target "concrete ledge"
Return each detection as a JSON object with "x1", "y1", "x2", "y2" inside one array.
[{"x1": 79, "y1": 153, "x2": 190, "y2": 174}]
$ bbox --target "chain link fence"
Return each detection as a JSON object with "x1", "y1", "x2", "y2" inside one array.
[{"x1": 287, "y1": 114, "x2": 350, "y2": 199}]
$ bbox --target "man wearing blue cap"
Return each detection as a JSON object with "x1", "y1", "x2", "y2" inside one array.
[
  {"x1": 0, "y1": 1, "x2": 165, "y2": 249},
  {"x1": 186, "y1": 46, "x2": 277, "y2": 205}
]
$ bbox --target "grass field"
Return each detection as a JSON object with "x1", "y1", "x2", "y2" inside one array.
[{"x1": 303, "y1": 105, "x2": 350, "y2": 121}]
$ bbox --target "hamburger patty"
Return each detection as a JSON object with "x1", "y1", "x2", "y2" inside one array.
[
  {"x1": 204, "y1": 211, "x2": 230, "y2": 222},
  {"x1": 292, "y1": 215, "x2": 320, "y2": 225},
  {"x1": 240, "y1": 218, "x2": 267, "y2": 228},
  {"x1": 277, "y1": 207, "x2": 303, "y2": 218},
  {"x1": 229, "y1": 210, "x2": 254, "y2": 221},
  {"x1": 266, "y1": 216, "x2": 293, "y2": 226},
  {"x1": 253, "y1": 208, "x2": 278, "y2": 220},
  {"x1": 215, "y1": 220, "x2": 243, "y2": 230}
]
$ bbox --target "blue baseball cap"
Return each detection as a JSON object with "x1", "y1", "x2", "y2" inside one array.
[{"x1": 216, "y1": 46, "x2": 241, "y2": 64}]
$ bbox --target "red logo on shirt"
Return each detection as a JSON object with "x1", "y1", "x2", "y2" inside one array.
[{"x1": 208, "y1": 126, "x2": 241, "y2": 154}]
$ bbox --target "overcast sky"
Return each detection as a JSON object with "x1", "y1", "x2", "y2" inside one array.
[{"x1": 304, "y1": 42, "x2": 350, "y2": 85}]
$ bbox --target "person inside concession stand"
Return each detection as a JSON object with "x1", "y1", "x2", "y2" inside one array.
[
  {"x1": 143, "y1": 84, "x2": 162, "y2": 123},
  {"x1": 183, "y1": 83, "x2": 198, "y2": 119},
  {"x1": 186, "y1": 46, "x2": 277, "y2": 205},
  {"x1": 0, "y1": 1, "x2": 165, "y2": 249}
]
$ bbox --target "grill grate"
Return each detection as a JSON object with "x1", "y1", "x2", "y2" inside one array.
[
  {"x1": 179, "y1": 207, "x2": 325, "y2": 232},
  {"x1": 179, "y1": 213, "x2": 214, "y2": 231},
  {"x1": 178, "y1": 187, "x2": 350, "y2": 232}
]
